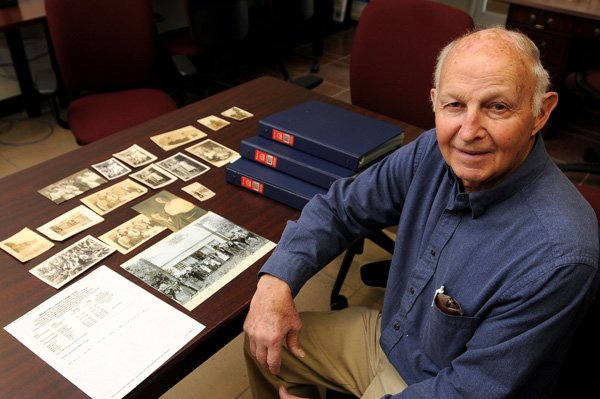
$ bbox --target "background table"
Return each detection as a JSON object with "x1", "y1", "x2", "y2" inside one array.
[
  {"x1": 0, "y1": 76, "x2": 421, "y2": 398},
  {"x1": 0, "y1": 0, "x2": 45, "y2": 116}
]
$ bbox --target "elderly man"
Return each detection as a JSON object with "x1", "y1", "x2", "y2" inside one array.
[{"x1": 243, "y1": 27, "x2": 599, "y2": 398}]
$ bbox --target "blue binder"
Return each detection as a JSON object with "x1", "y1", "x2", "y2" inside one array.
[
  {"x1": 257, "y1": 101, "x2": 404, "y2": 170},
  {"x1": 226, "y1": 158, "x2": 327, "y2": 210},
  {"x1": 240, "y1": 136, "x2": 355, "y2": 189}
]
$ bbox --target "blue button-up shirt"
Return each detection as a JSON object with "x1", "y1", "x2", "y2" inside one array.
[{"x1": 261, "y1": 129, "x2": 599, "y2": 398}]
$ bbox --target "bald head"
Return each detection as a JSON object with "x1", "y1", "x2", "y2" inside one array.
[{"x1": 433, "y1": 27, "x2": 551, "y2": 117}]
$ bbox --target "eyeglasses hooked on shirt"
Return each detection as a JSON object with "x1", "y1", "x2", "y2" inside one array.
[{"x1": 432, "y1": 285, "x2": 464, "y2": 316}]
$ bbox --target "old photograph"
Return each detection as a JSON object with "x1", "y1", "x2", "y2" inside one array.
[
  {"x1": 0, "y1": 228, "x2": 54, "y2": 263},
  {"x1": 99, "y1": 214, "x2": 167, "y2": 254},
  {"x1": 156, "y1": 152, "x2": 210, "y2": 181},
  {"x1": 197, "y1": 115, "x2": 230, "y2": 131},
  {"x1": 130, "y1": 164, "x2": 178, "y2": 189},
  {"x1": 113, "y1": 144, "x2": 158, "y2": 167},
  {"x1": 37, "y1": 204, "x2": 104, "y2": 241},
  {"x1": 80, "y1": 179, "x2": 148, "y2": 216},
  {"x1": 150, "y1": 125, "x2": 207, "y2": 151},
  {"x1": 132, "y1": 190, "x2": 206, "y2": 231},
  {"x1": 92, "y1": 158, "x2": 132, "y2": 180},
  {"x1": 221, "y1": 106, "x2": 253, "y2": 121},
  {"x1": 185, "y1": 139, "x2": 240, "y2": 168},
  {"x1": 29, "y1": 235, "x2": 115, "y2": 289},
  {"x1": 38, "y1": 169, "x2": 107, "y2": 205},
  {"x1": 121, "y1": 211, "x2": 276, "y2": 310},
  {"x1": 182, "y1": 182, "x2": 216, "y2": 202}
]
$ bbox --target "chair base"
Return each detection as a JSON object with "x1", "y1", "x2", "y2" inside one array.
[{"x1": 330, "y1": 230, "x2": 395, "y2": 310}]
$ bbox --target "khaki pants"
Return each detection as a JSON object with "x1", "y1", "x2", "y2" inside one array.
[{"x1": 244, "y1": 306, "x2": 407, "y2": 399}]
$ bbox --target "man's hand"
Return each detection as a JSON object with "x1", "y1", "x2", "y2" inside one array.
[{"x1": 244, "y1": 274, "x2": 305, "y2": 374}]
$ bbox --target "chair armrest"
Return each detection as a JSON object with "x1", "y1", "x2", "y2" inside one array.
[
  {"x1": 289, "y1": 75, "x2": 323, "y2": 90},
  {"x1": 35, "y1": 69, "x2": 69, "y2": 129},
  {"x1": 172, "y1": 55, "x2": 197, "y2": 77},
  {"x1": 35, "y1": 69, "x2": 58, "y2": 95}
]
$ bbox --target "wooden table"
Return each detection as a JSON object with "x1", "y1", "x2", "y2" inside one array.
[
  {"x1": 0, "y1": 76, "x2": 422, "y2": 398},
  {"x1": 0, "y1": 0, "x2": 45, "y2": 116}
]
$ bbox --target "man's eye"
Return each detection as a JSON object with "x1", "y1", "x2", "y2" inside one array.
[
  {"x1": 491, "y1": 103, "x2": 508, "y2": 111},
  {"x1": 444, "y1": 102, "x2": 462, "y2": 109}
]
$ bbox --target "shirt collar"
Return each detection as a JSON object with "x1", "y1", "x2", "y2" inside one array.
[{"x1": 445, "y1": 135, "x2": 550, "y2": 218}]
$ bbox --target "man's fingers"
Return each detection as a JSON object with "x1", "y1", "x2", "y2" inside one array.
[
  {"x1": 266, "y1": 344, "x2": 282, "y2": 374},
  {"x1": 254, "y1": 343, "x2": 269, "y2": 369},
  {"x1": 248, "y1": 336, "x2": 257, "y2": 358},
  {"x1": 286, "y1": 329, "x2": 305, "y2": 359}
]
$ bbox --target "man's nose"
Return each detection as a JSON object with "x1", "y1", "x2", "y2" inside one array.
[{"x1": 458, "y1": 108, "x2": 485, "y2": 141}]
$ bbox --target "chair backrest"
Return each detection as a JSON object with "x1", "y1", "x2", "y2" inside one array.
[
  {"x1": 186, "y1": 0, "x2": 250, "y2": 50},
  {"x1": 44, "y1": 0, "x2": 159, "y2": 92},
  {"x1": 350, "y1": 0, "x2": 473, "y2": 129},
  {"x1": 554, "y1": 183, "x2": 600, "y2": 397},
  {"x1": 270, "y1": 0, "x2": 314, "y2": 23}
]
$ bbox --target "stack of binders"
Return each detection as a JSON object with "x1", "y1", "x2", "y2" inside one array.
[{"x1": 226, "y1": 101, "x2": 405, "y2": 210}]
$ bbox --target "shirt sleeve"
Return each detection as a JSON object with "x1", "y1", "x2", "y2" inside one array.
[
  {"x1": 391, "y1": 261, "x2": 597, "y2": 398},
  {"x1": 259, "y1": 132, "x2": 430, "y2": 296}
]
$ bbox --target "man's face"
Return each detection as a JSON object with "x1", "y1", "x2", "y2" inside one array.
[{"x1": 431, "y1": 33, "x2": 552, "y2": 192}]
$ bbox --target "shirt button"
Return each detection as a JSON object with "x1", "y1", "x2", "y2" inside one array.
[
  {"x1": 409, "y1": 287, "x2": 415, "y2": 295},
  {"x1": 393, "y1": 322, "x2": 401, "y2": 330},
  {"x1": 430, "y1": 249, "x2": 436, "y2": 257}
]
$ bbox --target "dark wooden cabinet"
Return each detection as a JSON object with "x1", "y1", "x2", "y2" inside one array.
[{"x1": 501, "y1": 0, "x2": 600, "y2": 92}]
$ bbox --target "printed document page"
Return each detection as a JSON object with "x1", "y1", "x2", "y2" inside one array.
[{"x1": 4, "y1": 266, "x2": 205, "y2": 399}]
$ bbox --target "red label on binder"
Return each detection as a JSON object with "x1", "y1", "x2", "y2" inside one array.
[
  {"x1": 254, "y1": 150, "x2": 278, "y2": 168},
  {"x1": 241, "y1": 176, "x2": 264, "y2": 194},
  {"x1": 272, "y1": 129, "x2": 295, "y2": 146}
]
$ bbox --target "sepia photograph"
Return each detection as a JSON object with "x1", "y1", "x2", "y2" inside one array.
[
  {"x1": 132, "y1": 190, "x2": 206, "y2": 231},
  {"x1": 80, "y1": 179, "x2": 148, "y2": 216},
  {"x1": 92, "y1": 158, "x2": 132, "y2": 180},
  {"x1": 182, "y1": 182, "x2": 216, "y2": 202},
  {"x1": 150, "y1": 125, "x2": 207, "y2": 151},
  {"x1": 121, "y1": 211, "x2": 276, "y2": 310},
  {"x1": 29, "y1": 235, "x2": 115, "y2": 289},
  {"x1": 197, "y1": 115, "x2": 230, "y2": 131},
  {"x1": 113, "y1": 144, "x2": 158, "y2": 168},
  {"x1": 99, "y1": 214, "x2": 167, "y2": 254},
  {"x1": 185, "y1": 139, "x2": 240, "y2": 168},
  {"x1": 0, "y1": 228, "x2": 54, "y2": 263},
  {"x1": 37, "y1": 204, "x2": 104, "y2": 241},
  {"x1": 156, "y1": 152, "x2": 210, "y2": 181},
  {"x1": 38, "y1": 169, "x2": 107, "y2": 204},
  {"x1": 130, "y1": 164, "x2": 178, "y2": 189},
  {"x1": 221, "y1": 106, "x2": 253, "y2": 121}
]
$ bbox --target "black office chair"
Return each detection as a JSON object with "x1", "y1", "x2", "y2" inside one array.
[
  {"x1": 246, "y1": 0, "x2": 323, "y2": 90},
  {"x1": 329, "y1": 0, "x2": 474, "y2": 310},
  {"x1": 160, "y1": 0, "x2": 251, "y2": 97},
  {"x1": 268, "y1": 0, "x2": 320, "y2": 79}
]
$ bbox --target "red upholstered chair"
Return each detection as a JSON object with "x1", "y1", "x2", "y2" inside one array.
[
  {"x1": 350, "y1": 0, "x2": 473, "y2": 130},
  {"x1": 553, "y1": 169, "x2": 600, "y2": 398},
  {"x1": 329, "y1": 0, "x2": 473, "y2": 311},
  {"x1": 41, "y1": 0, "x2": 177, "y2": 145}
]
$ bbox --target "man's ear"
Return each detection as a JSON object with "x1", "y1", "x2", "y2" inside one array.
[
  {"x1": 532, "y1": 92, "x2": 559, "y2": 136},
  {"x1": 430, "y1": 89, "x2": 437, "y2": 112}
]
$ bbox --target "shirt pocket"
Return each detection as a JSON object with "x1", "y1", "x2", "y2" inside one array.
[{"x1": 422, "y1": 304, "x2": 481, "y2": 368}]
